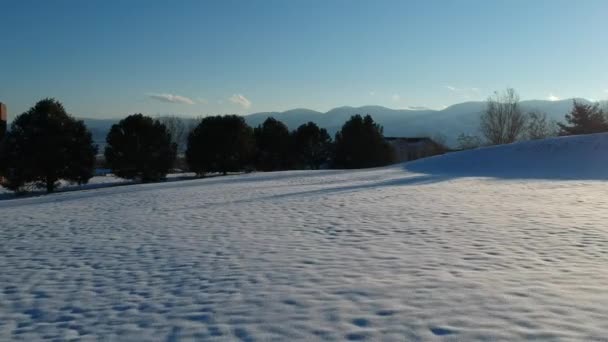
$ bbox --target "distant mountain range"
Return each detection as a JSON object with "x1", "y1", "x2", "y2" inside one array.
[{"x1": 83, "y1": 98, "x2": 594, "y2": 148}]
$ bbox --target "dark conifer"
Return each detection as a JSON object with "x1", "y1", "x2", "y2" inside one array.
[
  {"x1": 105, "y1": 114, "x2": 177, "y2": 182},
  {"x1": 186, "y1": 115, "x2": 254, "y2": 175},
  {"x1": 0, "y1": 99, "x2": 97, "y2": 193},
  {"x1": 253, "y1": 117, "x2": 292, "y2": 171},
  {"x1": 558, "y1": 100, "x2": 608, "y2": 136},
  {"x1": 333, "y1": 114, "x2": 394, "y2": 169},
  {"x1": 292, "y1": 122, "x2": 332, "y2": 169}
]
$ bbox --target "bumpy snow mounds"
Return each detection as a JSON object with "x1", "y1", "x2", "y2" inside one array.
[{"x1": 2, "y1": 134, "x2": 608, "y2": 340}]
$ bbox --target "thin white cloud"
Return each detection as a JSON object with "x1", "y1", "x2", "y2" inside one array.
[
  {"x1": 229, "y1": 94, "x2": 252, "y2": 109},
  {"x1": 444, "y1": 86, "x2": 480, "y2": 100},
  {"x1": 148, "y1": 93, "x2": 195, "y2": 105},
  {"x1": 196, "y1": 98, "x2": 208, "y2": 104},
  {"x1": 547, "y1": 94, "x2": 560, "y2": 101},
  {"x1": 392, "y1": 94, "x2": 401, "y2": 102},
  {"x1": 369, "y1": 91, "x2": 376, "y2": 96},
  {"x1": 604, "y1": 89, "x2": 608, "y2": 93}
]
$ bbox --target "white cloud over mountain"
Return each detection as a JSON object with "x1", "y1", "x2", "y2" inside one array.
[
  {"x1": 148, "y1": 93, "x2": 195, "y2": 105},
  {"x1": 229, "y1": 94, "x2": 252, "y2": 109}
]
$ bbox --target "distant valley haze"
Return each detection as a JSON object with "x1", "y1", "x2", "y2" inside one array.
[{"x1": 79, "y1": 98, "x2": 599, "y2": 147}]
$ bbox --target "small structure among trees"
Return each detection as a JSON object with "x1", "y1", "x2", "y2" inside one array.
[
  {"x1": 558, "y1": 100, "x2": 608, "y2": 136},
  {"x1": 104, "y1": 114, "x2": 177, "y2": 182},
  {"x1": 0, "y1": 99, "x2": 97, "y2": 193},
  {"x1": 385, "y1": 137, "x2": 445, "y2": 162}
]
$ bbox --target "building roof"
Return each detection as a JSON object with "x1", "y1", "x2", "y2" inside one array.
[{"x1": 384, "y1": 137, "x2": 433, "y2": 143}]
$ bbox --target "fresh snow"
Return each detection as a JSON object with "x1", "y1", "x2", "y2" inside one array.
[{"x1": 2, "y1": 134, "x2": 608, "y2": 340}]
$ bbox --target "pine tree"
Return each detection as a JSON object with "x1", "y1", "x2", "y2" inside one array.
[
  {"x1": 333, "y1": 114, "x2": 395, "y2": 169},
  {"x1": 292, "y1": 122, "x2": 332, "y2": 169},
  {"x1": 253, "y1": 117, "x2": 292, "y2": 171},
  {"x1": 558, "y1": 100, "x2": 608, "y2": 136},
  {"x1": 105, "y1": 114, "x2": 177, "y2": 182},
  {"x1": 186, "y1": 115, "x2": 254, "y2": 175},
  {"x1": 0, "y1": 98, "x2": 97, "y2": 193}
]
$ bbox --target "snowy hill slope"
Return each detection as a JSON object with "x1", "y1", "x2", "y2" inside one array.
[
  {"x1": 1, "y1": 134, "x2": 608, "y2": 340},
  {"x1": 407, "y1": 132, "x2": 608, "y2": 180}
]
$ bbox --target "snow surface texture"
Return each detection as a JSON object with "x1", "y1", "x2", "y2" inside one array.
[
  {"x1": 2, "y1": 134, "x2": 608, "y2": 341},
  {"x1": 0, "y1": 173, "x2": 198, "y2": 199}
]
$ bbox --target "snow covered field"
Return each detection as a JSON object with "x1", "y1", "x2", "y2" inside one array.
[
  {"x1": 2, "y1": 134, "x2": 608, "y2": 340},
  {"x1": 0, "y1": 173, "x2": 198, "y2": 199}
]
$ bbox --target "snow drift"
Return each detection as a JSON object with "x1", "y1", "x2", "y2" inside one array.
[{"x1": 406, "y1": 132, "x2": 608, "y2": 180}]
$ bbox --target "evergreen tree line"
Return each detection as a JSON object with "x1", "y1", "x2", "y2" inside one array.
[
  {"x1": 3, "y1": 95, "x2": 603, "y2": 194},
  {"x1": 0, "y1": 99, "x2": 394, "y2": 193}
]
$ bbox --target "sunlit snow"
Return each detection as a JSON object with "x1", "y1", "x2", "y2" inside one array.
[{"x1": 1, "y1": 134, "x2": 608, "y2": 340}]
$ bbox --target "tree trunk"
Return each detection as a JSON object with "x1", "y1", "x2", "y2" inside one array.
[{"x1": 46, "y1": 178, "x2": 55, "y2": 193}]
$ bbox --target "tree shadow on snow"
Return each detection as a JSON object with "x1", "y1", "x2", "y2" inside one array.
[
  {"x1": 0, "y1": 169, "x2": 378, "y2": 208},
  {"x1": 209, "y1": 174, "x2": 449, "y2": 206}
]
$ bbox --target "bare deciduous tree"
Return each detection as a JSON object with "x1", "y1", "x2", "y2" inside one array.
[
  {"x1": 525, "y1": 110, "x2": 557, "y2": 140},
  {"x1": 159, "y1": 115, "x2": 187, "y2": 152},
  {"x1": 456, "y1": 133, "x2": 482, "y2": 150},
  {"x1": 479, "y1": 88, "x2": 527, "y2": 145},
  {"x1": 601, "y1": 100, "x2": 608, "y2": 119}
]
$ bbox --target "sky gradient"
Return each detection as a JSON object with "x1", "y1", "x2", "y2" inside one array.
[{"x1": 1, "y1": 0, "x2": 607, "y2": 118}]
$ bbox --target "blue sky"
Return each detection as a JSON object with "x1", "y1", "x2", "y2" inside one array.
[{"x1": 1, "y1": 0, "x2": 607, "y2": 118}]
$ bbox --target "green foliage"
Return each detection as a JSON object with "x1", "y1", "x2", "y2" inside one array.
[
  {"x1": 0, "y1": 98, "x2": 97, "y2": 193},
  {"x1": 105, "y1": 114, "x2": 177, "y2": 182},
  {"x1": 186, "y1": 115, "x2": 254, "y2": 175},
  {"x1": 292, "y1": 122, "x2": 332, "y2": 169},
  {"x1": 558, "y1": 100, "x2": 608, "y2": 136},
  {"x1": 333, "y1": 114, "x2": 395, "y2": 169},
  {"x1": 253, "y1": 117, "x2": 292, "y2": 171}
]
